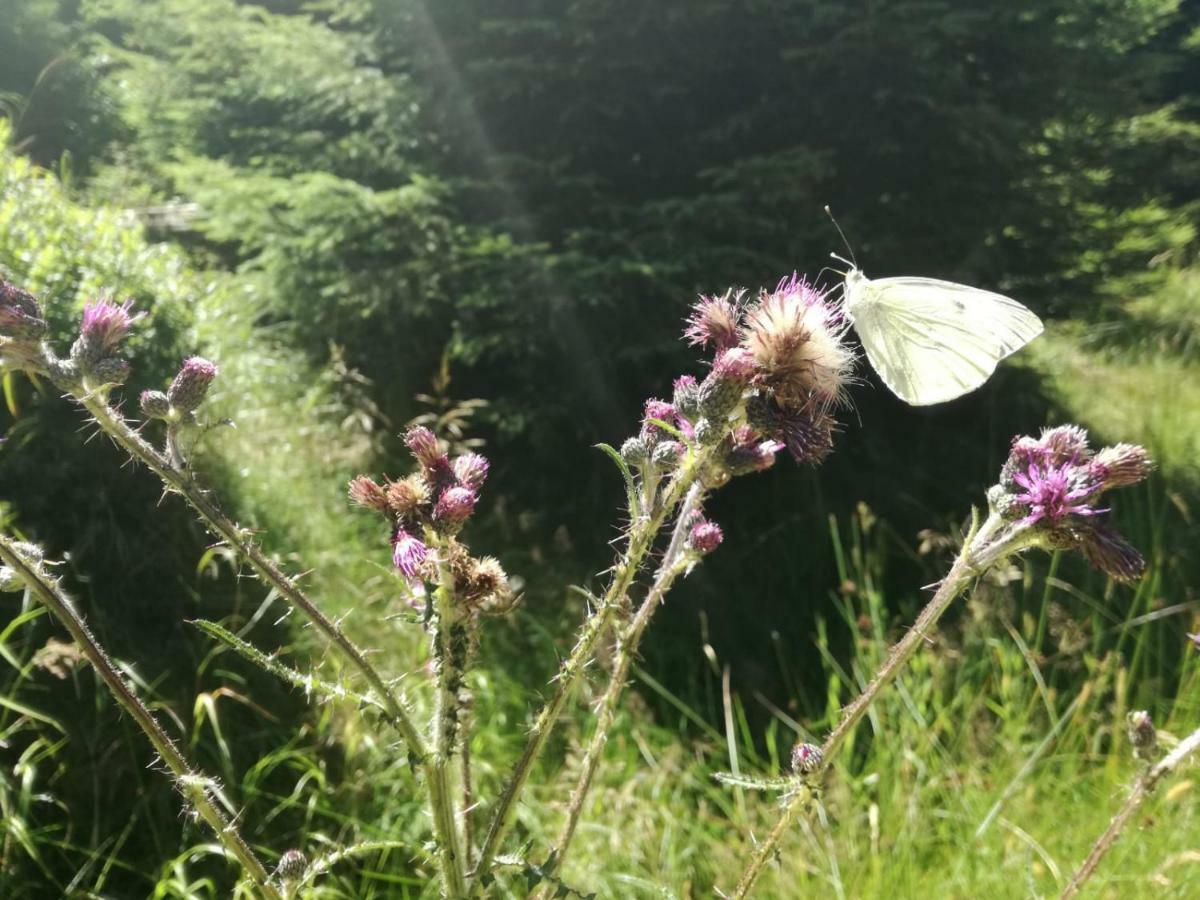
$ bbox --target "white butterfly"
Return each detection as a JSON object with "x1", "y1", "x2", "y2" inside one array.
[{"x1": 842, "y1": 266, "x2": 1044, "y2": 406}]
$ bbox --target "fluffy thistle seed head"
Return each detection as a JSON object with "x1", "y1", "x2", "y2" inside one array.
[
  {"x1": 385, "y1": 476, "x2": 428, "y2": 518},
  {"x1": 1092, "y1": 443, "x2": 1154, "y2": 490},
  {"x1": 741, "y1": 275, "x2": 853, "y2": 410},
  {"x1": 168, "y1": 356, "x2": 219, "y2": 413}
]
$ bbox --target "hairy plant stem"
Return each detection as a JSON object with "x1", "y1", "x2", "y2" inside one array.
[
  {"x1": 470, "y1": 453, "x2": 706, "y2": 893},
  {"x1": 0, "y1": 534, "x2": 281, "y2": 899},
  {"x1": 540, "y1": 482, "x2": 704, "y2": 886},
  {"x1": 730, "y1": 512, "x2": 1039, "y2": 898},
  {"x1": 71, "y1": 386, "x2": 426, "y2": 760},
  {"x1": 430, "y1": 541, "x2": 469, "y2": 897},
  {"x1": 1061, "y1": 725, "x2": 1200, "y2": 899}
]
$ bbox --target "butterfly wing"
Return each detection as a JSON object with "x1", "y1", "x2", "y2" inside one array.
[{"x1": 846, "y1": 276, "x2": 1043, "y2": 406}]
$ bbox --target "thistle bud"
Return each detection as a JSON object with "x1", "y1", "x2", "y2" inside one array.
[
  {"x1": 140, "y1": 390, "x2": 171, "y2": 420},
  {"x1": 0, "y1": 566, "x2": 22, "y2": 592},
  {"x1": 0, "y1": 280, "x2": 46, "y2": 341},
  {"x1": 672, "y1": 374, "x2": 702, "y2": 420},
  {"x1": 274, "y1": 849, "x2": 308, "y2": 884},
  {"x1": 347, "y1": 475, "x2": 389, "y2": 513},
  {"x1": 620, "y1": 436, "x2": 650, "y2": 468},
  {"x1": 91, "y1": 356, "x2": 131, "y2": 386},
  {"x1": 434, "y1": 486, "x2": 477, "y2": 533},
  {"x1": 652, "y1": 440, "x2": 684, "y2": 468},
  {"x1": 688, "y1": 518, "x2": 723, "y2": 555},
  {"x1": 1127, "y1": 710, "x2": 1157, "y2": 762},
  {"x1": 791, "y1": 742, "x2": 823, "y2": 775},
  {"x1": 167, "y1": 357, "x2": 218, "y2": 413}
]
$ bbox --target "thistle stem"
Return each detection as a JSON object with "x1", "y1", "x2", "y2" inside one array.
[
  {"x1": 1061, "y1": 725, "x2": 1200, "y2": 899},
  {"x1": 469, "y1": 455, "x2": 704, "y2": 893},
  {"x1": 430, "y1": 543, "x2": 469, "y2": 897},
  {"x1": 542, "y1": 482, "x2": 704, "y2": 883},
  {"x1": 73, "y1": 389, "x2": 427, "y2": 760},
  {"x1": 730, "y1": 513, "x2": 1034, "y2": 898},
  {"x1": 0, "y1": 534, "x2": 281, "y2": 900}
]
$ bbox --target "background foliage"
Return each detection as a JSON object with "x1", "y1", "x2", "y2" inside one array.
[{"x1": 1, "y1": 0, "x2": 1199, "y2": 896}]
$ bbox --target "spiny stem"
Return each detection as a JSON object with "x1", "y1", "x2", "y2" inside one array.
[
  {"x1": 73, "y1": 389, "x2": 427, "y2": 762},
  {"x1": 430, "y1": 541, "x2": 469, "y2": 897},
  {"x1": 0, "y1": 534, "x2": 282, "y2": 900},
  {"x1": 730, "y1": 513, "x2": 1036, "y2": 898},
  {"x1": 469, "y1": 454, "x2": 704, "y2": 893},
  {"x1": 542, "y1": 482, "x2": 704, "y2": 884},
  {"x1": 1061, "y1": 725, "x2": 1200, "y2": 899}
]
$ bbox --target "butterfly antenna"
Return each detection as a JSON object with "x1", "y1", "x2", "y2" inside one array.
[{"x1": 824, "y1": 205, "x2": 857, "y2": 267}]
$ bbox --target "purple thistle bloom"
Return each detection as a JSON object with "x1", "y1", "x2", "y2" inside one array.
[
  {"x1": 710, "y1": 347, "x2": 758, "y2": 385},
  {"x1": 689, "y1": 518, "x2": 724, "y2": 555},
  {"x1": 453, "y1": 452, "x2": 490, "y2": 491},
  {"x1": 80, "y1": 298, "x2": 139, "y2": 354},
  {"x1": 434, "y1": 485, "x2": 477, "y2": 531},
  {"x1": 403, "y1": 426, "x2": 443, "y2": 468},
  {"x1": 683, "y1": 289, "x2": 743, "y2": 351},
  {"x1": 1010, "y1": 461, "x2": 1104, "y2": 526},
  {"x1": 392, "y1": 528, "x2": 429, "y2": 581}
]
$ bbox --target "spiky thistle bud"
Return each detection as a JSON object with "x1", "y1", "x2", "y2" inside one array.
[
  {"x1": 689, "y1": 518, "x2": 723, "y2": 555},
  {"x1": 1127, "y1": 710, "x2": 1157, "y2": 762},
  {"x1": 652, "y1": 440, "x2": 684, "y2": 468},
  {"x1": 620, "y1": 436, "x2": 650, "y2": 468},
  {"x1": 348, "y1": 475, "x2": 390, "y2": 513},
  {"x1": 791, "y1": 742, "x2": 823, "y2": 775},
  {"x1": 0, "y1": 280, "x2": 46, "y2": 342},
  {"x1": 672, "y1": 374, "x2": 702, "y2": 421},
  {"x1": 167, "y1": 356, "x2": 218, "y2": 413},
  {"x1": 140, "y1": 390, "x2": 171, "y2": 420},
  {"x1": 274, "y1": 849, "x2": 308, "y2": 884},
  {"x1": 91, "y1": 356, "x2": 131, "y2": 386}
]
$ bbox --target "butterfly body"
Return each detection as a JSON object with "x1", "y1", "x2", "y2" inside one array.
[{"x1": 843, "y1": 267, "x2": 1043, "y2": 406}]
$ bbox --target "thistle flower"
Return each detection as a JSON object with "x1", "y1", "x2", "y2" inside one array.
[
  {"x1": 392, "y1": 528, "x2": 429, "y2": 581},
  {"x1": 167, "y1": 356, "x2": 219, "y2": 413},
  {"x1": 348, "y1": 475, "x2": 389, "y2": 513},
  {"x1": 0, "y1": 280, "x2": 46, "y2": 342},
  {"x1": 74, "y1": 298, "x2": 139, "y2": 364},
  {"x1": 998, "y1": 427, "x2": 1150, "y2": 581},
  {"x1": 404, "y1": 426, "x2": 443, "y2": 468},
  {"x1": 689, "y1": 518, "x2": 724, "y2": 555},
  {"x1": 741, "y1": 274, "x2": 853, "y2": 410},
  {"x1": 642, "y1": 399, "x2": 676, "y2": 435},
  {"x1": 684, "y1": 289, "x2": 743, "y2": 351},
  {"x1": 453, "y1": 452, "x2": 490, "y2": 491},
  {"x1": 434, "y1": 486, "x2": 477, "y2": 532},
  {"x1": 724, "y1": 425, "x2": 782, "y2": 476}
]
